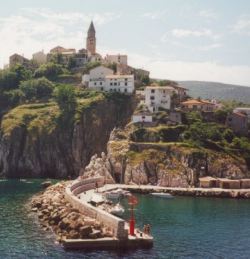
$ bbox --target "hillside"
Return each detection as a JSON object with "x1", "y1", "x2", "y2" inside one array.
[{"x1": 179, "y1": 81, "x2": 250, "y2": 103}]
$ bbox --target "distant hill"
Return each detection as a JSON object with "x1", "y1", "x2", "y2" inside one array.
[{"x1": 178, "y1": 81, "x2": 250, "y2": 103}]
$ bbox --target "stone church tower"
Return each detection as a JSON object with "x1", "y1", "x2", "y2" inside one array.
[{"x1": 86, "y1": 21, "x2": 96, "y2": 55}]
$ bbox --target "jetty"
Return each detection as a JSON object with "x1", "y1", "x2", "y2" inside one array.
[{"x1": 63, "y1": 177, "x2": 153, "y2": 250}]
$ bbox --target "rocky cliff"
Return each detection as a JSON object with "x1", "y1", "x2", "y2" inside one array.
[
  {"x1": 0, "y1": 93, "x2": 136, "y2": 178},
  {"x1": 82, "y1": 128, "x2": 250, "y2": 188}
]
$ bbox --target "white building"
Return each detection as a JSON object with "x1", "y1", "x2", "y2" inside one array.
[
  {"x1": 234, "y1": 107, "x2": 250, "y2": 122},
  {"x1": 105, "y1": 75, "x2": 134, "y2": 93},
  {"x1": 132, "y1": 112, "x2": 153, "y2": 123},
  {"x1": 32, "y1": 51, "x2": 47, "y2": 64},
  {"x1": 145, "y1": 86, "x2": 175, "y2": 112},
  {"x1": 82, "y1": 65, "x2": 134, "y2": 93},
  {"x1": 105, "y1": 54, "x2": 127, "y2": 65}
]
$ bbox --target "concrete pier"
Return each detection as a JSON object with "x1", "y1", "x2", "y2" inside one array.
[{"x1": 64, "y1": 178, "x2": 153, "y2": 250}]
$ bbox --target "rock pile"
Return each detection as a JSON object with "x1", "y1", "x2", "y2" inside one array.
[{"x1": 30, "y1": 182, "x2": 113, "y2": 242}]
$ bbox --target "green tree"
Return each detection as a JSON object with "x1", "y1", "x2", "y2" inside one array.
[
  {"x1": 11, "y1": 64, "x2": 32, "y2": 82},
  {"x1": 0, "y1": 70, "x2": 19, "y2": 91},
  {"x1": 54, "y1": 84, "x2": 77, "y2": 113},
  {"x1": 214, "y1": 109, "x2": 229, "y2": 124},
  {"x1": 34, "y1": 62, "x2": 66, "y2": 80},
  {"x1": 67, "y1": 57, "x2": 77, "y2": 69},
  {"x1": 20, "y1": 77, "x2": 54, "y2": 100},
  {"x1": 222, "y1": 128, "x2": 235, "y2": 143}
]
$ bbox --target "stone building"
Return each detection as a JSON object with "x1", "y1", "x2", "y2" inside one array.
[
  {"x1": 47, "y1": 46, "x2": 76, "y2": 65},
  {"x1": 32, "y1": 50, "x2": 47, "y2": 65},
  {"x1": 9, "y1": 53, "x2": 30, "y2": 68},
  {"x1": 234, "y1": 107, "x2": 250, "y2": 122},
  {"x1": 226, "y1": 112, "x2": 248, "y2": 136},
  {"x1": 105, "y1": 54, "x2": 127, "y2": 65}
]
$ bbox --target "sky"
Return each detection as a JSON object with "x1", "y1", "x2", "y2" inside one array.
[{"x1": 1, "y1": 0, "x2": 250, "y2": 86}]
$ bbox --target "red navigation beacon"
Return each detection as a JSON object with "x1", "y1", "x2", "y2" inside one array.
[{"x1": 128, "y1": 195, "x2": 138, "y2": 236}]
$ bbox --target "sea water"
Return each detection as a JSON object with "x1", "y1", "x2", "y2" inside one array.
[{"x1": 1, "y1": 180, "x2": 250, "y2": 258}]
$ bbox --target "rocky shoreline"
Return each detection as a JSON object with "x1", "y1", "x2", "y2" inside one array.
[
  {"x1": 123, "y1": 186, "x2": 250, "y2": 199},
  {"x1": 30, "y1": 181, "x2": 113, "y2": 243}
]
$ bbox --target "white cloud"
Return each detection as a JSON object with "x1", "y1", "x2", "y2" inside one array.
[
  {"x1": 199, "y1": 10, "x2": 218, "y2": 20},
  {"x1": 142, "y1": 11, "x2": 167, "y2": 20},
  {"x1": 0, "y1": 8, "x2": 121, "y2": 67},
  {"x1": 171, "y1": 28, "x2": 219, "y2": 40},
  {"x1": 232, "y1": 17, "x2": 250, "y2": 35},
  {"x1": 128, "y1": 53, "x2": 250, "y2": 86}
]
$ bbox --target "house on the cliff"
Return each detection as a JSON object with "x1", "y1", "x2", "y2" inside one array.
[
  {"x1": 132, "y1": 111, "x2": 153, "y2": 124},
  {"x1": 145, "y1": 86, "x2": 176, "y2": 112},
  {"x1": 226, "y1": 112, "x2": 248, "y2": 136},
  {"x1": 9, "y1": 53, "x2": 30, "y2": 68},
  {"x1": 181, "y1": 99, "x2": 216, "y2": 112},
  {"x1": 82, "y1": 65, "x2": 134, "y2": 93},
  {"x1": 234, "y1": 107, "x2": 250, "y2": 122}
]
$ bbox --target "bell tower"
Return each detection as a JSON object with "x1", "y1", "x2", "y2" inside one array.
[{"x1": 86, "y1": 21, "x2": 96, "y2": 55}]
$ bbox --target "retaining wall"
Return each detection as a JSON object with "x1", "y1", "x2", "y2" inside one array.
[{"x1": 65, "y1": 177, "x2": 128, "y2": 240}]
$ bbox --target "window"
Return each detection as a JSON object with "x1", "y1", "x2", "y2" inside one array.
[
  {"x1": 150, "y1": 96, "x2": 155, "y2": 100},
  {"x1": 151, "y1": 89, "x2": 155, "y2": 93},
  {"x1": 110, "y1": 83, "x2": 113, "y2": 86},
  {"x1": 100, "y1": 82, "x2": 102, "y2": 85},
  {"x1": 125, "y1": 82, "x2": 127, "y2": 86},
  {"x1": 114, "y1": 83, "x2": 117, "y2": 86},
  {"x1": 101, "y1": 87, "x2": 104, "y2": 91},
  {"x1": 124, "y1": 88, "x2": 127, "y2": 93},
  {"x1": 94, "y1": 82, "x2": 97, "y2": 86}
]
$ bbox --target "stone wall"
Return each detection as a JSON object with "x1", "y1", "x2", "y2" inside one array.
[{"x1": 65, "y1": 177, "x2": 128, "y2": 240}]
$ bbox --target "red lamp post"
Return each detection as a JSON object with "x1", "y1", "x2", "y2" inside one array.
[{"x1": 128, "y1": 195, "x2": 138, "y2": 236}]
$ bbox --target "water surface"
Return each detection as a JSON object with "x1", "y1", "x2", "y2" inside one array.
[{"x1": 1, "y1": 180, "x2": 250, "y2": 258}]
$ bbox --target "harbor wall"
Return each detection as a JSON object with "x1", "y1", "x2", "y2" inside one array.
[{"x1": 65, "y1": 177, "x2": 128, "y2": 239}]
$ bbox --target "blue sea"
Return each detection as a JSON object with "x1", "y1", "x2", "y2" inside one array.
[{"x1": 1, "y1": 179, "x2": 250, "y2": 258}]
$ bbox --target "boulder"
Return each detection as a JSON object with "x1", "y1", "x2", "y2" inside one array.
[
  {"x1": 89, "y1": 229, "x2": 101, "y2": 239},
  {"x1": 79, "y1": 226, "x2": 92, "y2": 238}
]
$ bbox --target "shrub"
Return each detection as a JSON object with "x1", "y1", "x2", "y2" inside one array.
[
  {"x1": 20, "y1": 77, "x2": 54, "y2": 100},
  {"x1": 34, "y1": 62, "x2": 66, "y2": 80},
  {"x1": 54, "y1": 84, "x2": 77, "y2": 113}
]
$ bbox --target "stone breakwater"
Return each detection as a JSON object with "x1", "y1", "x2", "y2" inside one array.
[
  {"x1": 30, "y1": 182, "x2": 113, "y2": 243},
  {"x1": 122, "y1": 186, "x2": 250, "y2": 199}
]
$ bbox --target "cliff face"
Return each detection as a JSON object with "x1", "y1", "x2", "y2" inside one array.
[
  {"x1": 0, "y1": 95, "x2": 136, "y2": 178},
  {"x1": 90, "y1": 128, "x2": 249, "y2": 188}
]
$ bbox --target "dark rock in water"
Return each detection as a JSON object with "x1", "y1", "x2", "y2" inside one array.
[{"x1": 41, "y1": 181, "x2": 52, "y2": 188}]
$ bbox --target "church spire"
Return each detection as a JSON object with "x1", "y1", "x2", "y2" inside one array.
[
  {"x1": 86, "y1": 21, "x2": 96, "y2": 55},
  {"x1": 88, "y1": 21, "x2": 95, "y2": 34}
]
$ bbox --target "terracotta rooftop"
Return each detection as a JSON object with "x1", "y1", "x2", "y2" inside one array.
[
  {"x1": 233, "y1": 112, "x2": 247, "y2": 118},
  {"x1": 181, "y1": 99, "x2": 215, "y2": 106},
  {"x1": 146, "y1": 86, "x2": 175, "y2": 90}
]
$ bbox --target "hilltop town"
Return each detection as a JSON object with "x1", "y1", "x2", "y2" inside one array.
[{"x1": 0, "y1": 21, "x2": 250, "y2": 188}]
